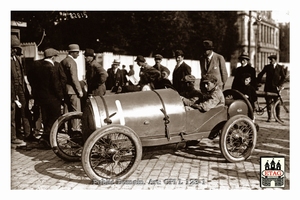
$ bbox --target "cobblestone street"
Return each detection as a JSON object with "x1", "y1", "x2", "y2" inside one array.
[{"x1": 10, "y1": 78, "x2": 291, "y2": 191}]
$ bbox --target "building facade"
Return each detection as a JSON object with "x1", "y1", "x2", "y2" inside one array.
[{"x1": 235, "y1": 11, "x2": 280, "y2": 72}]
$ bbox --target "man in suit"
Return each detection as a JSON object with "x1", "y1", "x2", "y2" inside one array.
[
  {"x1": 232, "y1": 52, "x2": 258, "y2": 91},
  {"x1": 172, "y1": 50, "x2": 191, "y2": 94},
  {"x1": 11, "y1": 36, "x2": 27, "y2": 146},
  {"x1": 199, "y1": 40, "x2": 228, "y2": 90},
  {"x1": 257, "y1": 55, "x2": 286, "y2": 122},
  {"x1": 34, "y1": 48, "x2": 64, "y2": 148},
  {"x1": 153, "y1": 54, "x2": 169, "y2": 76},
  {"x1": 60, "y1": 44, "x2": 83, "y2": 133},
  {"x1": 84, "y1": 48, "x2": 108, "y2": 96},
  {"x1": 106, "y1": 59, "x2": 125, "y2": 93}
]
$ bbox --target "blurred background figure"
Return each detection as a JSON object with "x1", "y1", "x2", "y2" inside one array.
[{"x1": 106, "y1": 59, "x2": 124, "y2": 93}]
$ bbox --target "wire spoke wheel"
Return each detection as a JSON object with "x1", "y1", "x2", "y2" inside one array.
[
  {"x1": 50, "y1": 112, "x2": 83, "y2": 162},
  {"x1": 273, "y1": 100, "x2": 289, "y2": 125},
  {"x1": 220, "y1": 115, "x2": 257, "y2": 162},
  {"x1": 82, "y1": 125, "x2": 142, "y2": 181}
]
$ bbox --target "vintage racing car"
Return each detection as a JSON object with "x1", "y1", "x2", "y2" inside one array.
[{"x1": 50, "y1": 88, "x2": 257, "y2": 181}]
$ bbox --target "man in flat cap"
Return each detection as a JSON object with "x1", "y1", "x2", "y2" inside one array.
[
  {"x1": 33, "y1": 48, "x2": 65, "y2": 148},
  {"x1": 180, "y1": 75, "x2": 201, "y2": 107},
  {"x1": 135, "y1": 55, "x2": 160, "y2": 88},
  {"x1": 257, "y1": 54, "x2": 286, "y2": 122},
  {"x1": 231, "y1": 52, "x2": 258, "y2": 92},
  {"x1": 172, "y1": 50, "x2": 192, "y2": 94},
  {"x1": 60, "y1": 44, "x2": 83, "y2": 135},
  {"x1": 199, "y1": 40, "x2": 228, "y2": 90},
  {"x1": 153, "y1": 54, "x2": 169, "y2": 78},
  {"x1": 84, "y1": 48, "x2": 108, "y2": 96}
]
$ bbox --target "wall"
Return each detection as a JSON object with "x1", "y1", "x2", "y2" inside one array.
[
  {"x1": 101, "y1": 52, "x2": 230, "y2": 83},
  {"x1": 36, "y1": 50, "x2": 231, "y2": 82}
]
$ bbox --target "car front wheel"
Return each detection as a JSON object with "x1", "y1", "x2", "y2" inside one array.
[{"x1": 219, "y1": 115, "x2": 257, "y2": 162}]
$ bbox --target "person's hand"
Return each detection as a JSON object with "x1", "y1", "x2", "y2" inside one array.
[
  {"x1": 78, "y1": 91, "x2": 83, "y2": 98},
  {"x1": 277, "y1": 86, "x2": 284, "y2": 92},
  {"x1": 28, "y1": 99, "x2": 34, "y2": 110},
  {"x1": 245, "y1": 94, "x2": 249, "y2": 99},
  {"x1": 226, "y1": 95, "x2": 233, "y2": 99}
]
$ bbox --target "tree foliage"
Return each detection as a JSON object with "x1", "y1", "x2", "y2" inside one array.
[{"x1": 11, "y1": 11, "x2": 239, "y2": 60}]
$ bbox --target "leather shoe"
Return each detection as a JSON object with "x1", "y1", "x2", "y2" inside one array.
[
  {"x1": 25, "y1": 135, "x2": 39, "y2": 142},
  {"x1": 266, "y1": 118, "x2": 271, "y2": 122},
  {"x1": 38, "y1": 138, "x2": 51, "y2": 150}
]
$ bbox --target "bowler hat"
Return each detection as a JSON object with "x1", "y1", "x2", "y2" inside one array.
[
  {"x1": 68, "y1": 44, "x2": 80, "y2": 52},
  {"x1": 44, "y1": 48, "x2": 58, "y2": 58},
  {"x1": 175, "y1": 50, "x2": 184, "y2": 57},
  {"x1": 238, "y1": 52, "x2": 250, "y2": 60},
  {"x1": 112, "y1": 59, "x2": 120, "y2": 64},
  {"x1": 184, "y1": 75, "x2": 196, "y2": 82},
  {"x1": 268, "y1": 55, "x2": 277, "y2": 60},
  {"x1": 154, "y1": 54, "x2": 163, "y2": 60},
  {"x1": 135, "y1": 55, "x2": 146, "y2": 62},
  {"x1": 84, "y1": 48, "x2": 95, "y2": 57},
  {"x1": 201, "y1": 74, "x2": 218, "y2": 83},
  {"x1": 203, "y1": 40, "x2": 214, "y2": 50}
]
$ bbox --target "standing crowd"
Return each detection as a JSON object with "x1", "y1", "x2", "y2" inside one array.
[{"x1": 11, "y1": 36, "x2": 287, "y2": 148}]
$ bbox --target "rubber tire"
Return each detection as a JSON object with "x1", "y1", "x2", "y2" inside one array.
[
  {"x1": 50, "y1": 111, "x2": 83, "y2": 162},
  {"x1": 219, "y1": 115, "x2": 257, "y2": 162},
  {"x1": 82, "y1": 125, "x2": 142, "y2": 181},
  {"x1": 273, "y1": 100, "x2": 289, "y2": 125}
]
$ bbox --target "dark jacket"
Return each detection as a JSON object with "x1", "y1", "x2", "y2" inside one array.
[
  {"x1": 239, "y1": 84, "x2": 257, "y2": 109},
  {"x1": 257, "y1": 63, "x2": 286, "y2": 93},
  {"x1": 34, "y1": 60, "x2": 64, "y2": 105},
  {"x1": 106, "y1": 68, "x2": 124, "y2": 91},
  {"x1": 172, "y1": 61, "x2": 191, "y2": 94},
  {"x1": 86, "y1": 60, "x2": 108, "y2": 96},
  {"x1": 232, "y1": 64, "x2": 257, "y2": 91}
]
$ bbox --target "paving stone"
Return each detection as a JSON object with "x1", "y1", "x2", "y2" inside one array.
[{"x1": 10, "y1": 81, "x2": 290, "y2": 190}]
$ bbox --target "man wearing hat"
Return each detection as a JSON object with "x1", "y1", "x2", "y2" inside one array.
[
  {"x1": 106, "y1": 59, "x2": 125, "y2": 93},
  {"x1": 153, "y1": 54, "x2": 169, "y2": 78},
  {"x1": 199, "y1": 40, "x2": 228, "y2": 89},
  {"x1": 191, "y1": 74, "x2": 225, "y2": 112},
  {"x1": 231, "y1": 52, "x2": 258, "y2": 92},
  {"x1": 60, "y1": 44, "x2": 83, "y2": 133},
  {"x1": 84, "y1": 48, "x2": 108, "y2": 96},
  {"x1": 11, "y1": 35, "x2": 28, "y2": 146},
  {"x1": 172, "y1": 50, "x2": 192, "y2": 94},
  {"x1": 180, "y1": 75, "x2": 201, "y2": 107},
  {"x1": 34, "y1": 48, "x2": 65, "y2": 148},
  {"x1": 257, "y1": 54, "x2": 286, "y2": 122},
  {"x1": 135, "y1": 55, "x2": 154, "y2": 77},
  {"x1": 135, "y1": 55, "x2": 160, "y2": 87}
]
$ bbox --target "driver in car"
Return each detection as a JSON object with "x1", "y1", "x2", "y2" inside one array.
[{"x1": 189, "y1": 74, "x2": 225, "y2": 112}]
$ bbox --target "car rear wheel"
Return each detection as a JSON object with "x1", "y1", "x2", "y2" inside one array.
[
  {"x1": 50, "y1": 111, "x2": 83, "y2": 162},
  {"x1": 219, "y1": 115, "x2": 257, "y2": 162},
  {"x1": 82, "y1": 125, "x2": 142, "y2": 181}
]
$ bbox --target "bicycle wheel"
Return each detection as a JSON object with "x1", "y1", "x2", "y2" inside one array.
[{"x1": 273, "y1": 100, "x2": 289, "y2": 125}]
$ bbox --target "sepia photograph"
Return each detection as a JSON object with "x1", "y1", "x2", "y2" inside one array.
[{"x1": 6, "y1": 1, "x2": 295, "y2": 196}]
